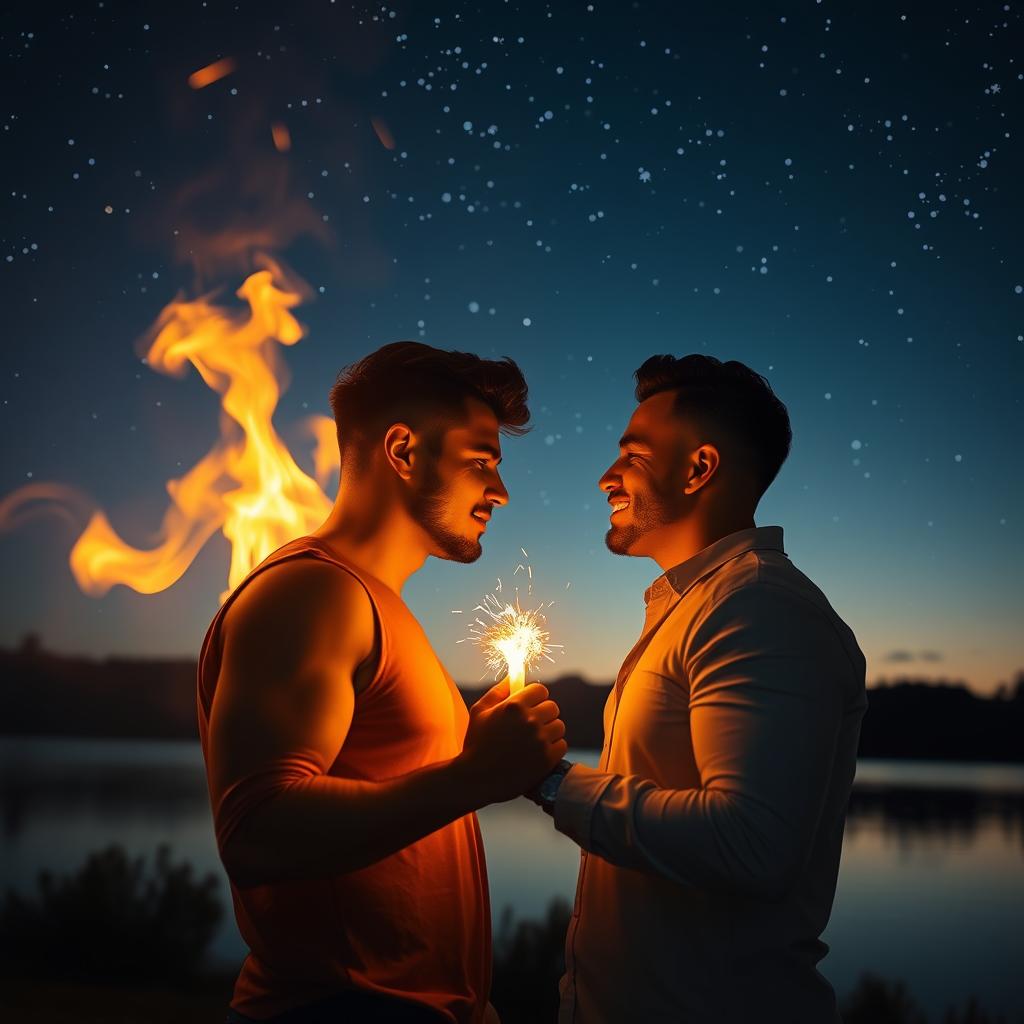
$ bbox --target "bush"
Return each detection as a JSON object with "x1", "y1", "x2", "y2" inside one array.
[
  {"x1": 490, "y1": 898, "x2": 571, "y2": 1024},
  {"x1": 0, "y1": 844, "x2": 223, "y2": 984},
  {"x1": 842, "y1": 973, "x2": 927, "y2": 1024},
  {"x1": 840, "y1": 973, "x2": 1013, "y2": 1024}
]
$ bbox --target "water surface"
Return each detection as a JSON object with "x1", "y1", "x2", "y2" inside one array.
[{"x1": 2, "y1": 738, "x2": 1021, "y2": 1018}]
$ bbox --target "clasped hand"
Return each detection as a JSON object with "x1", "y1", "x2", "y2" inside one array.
[{"x1": 459, "y1": 679, "x2": 567, "y2": 804}]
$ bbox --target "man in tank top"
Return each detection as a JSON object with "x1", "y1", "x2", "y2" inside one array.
[{"x1": 198, "y1": 342, "x2": 567, "y2": 1024}]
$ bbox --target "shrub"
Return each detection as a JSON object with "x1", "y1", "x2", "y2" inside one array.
[{"x1": 0, "y1": 844, "x2": 222, "y2": 984}]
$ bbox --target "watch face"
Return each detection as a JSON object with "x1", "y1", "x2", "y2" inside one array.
[{"x1": 541, "y1": 764, "x2": 568, "y2": 804}]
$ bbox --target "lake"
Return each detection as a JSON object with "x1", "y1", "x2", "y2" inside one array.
[{"x1": 2, "y1": 737, "x2": 1022, "y2": 1019}]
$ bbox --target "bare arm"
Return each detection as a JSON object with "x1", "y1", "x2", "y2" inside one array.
[{"x1": 206, "y1": 559, "x2": 565, "y2": 887}]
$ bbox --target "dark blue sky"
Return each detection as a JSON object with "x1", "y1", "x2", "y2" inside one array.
[{"x1": 2, "y1": 1, "x2": 1021, "y2": 692}]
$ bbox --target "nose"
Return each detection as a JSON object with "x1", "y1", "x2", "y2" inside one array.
[
  {"x1": 486, "y1": 471, "x2": 510, "y2": 507},
  {"x1": 598, "y1": 461, "x2": 620, "y2": 494}
]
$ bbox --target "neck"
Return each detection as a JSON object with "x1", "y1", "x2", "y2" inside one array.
[
  {"x1": 647, "y1": 509, "x2": 756, "y2": 572},
  {"x1": 312, "y1": 489, "x2": 429, "y2": 594}
]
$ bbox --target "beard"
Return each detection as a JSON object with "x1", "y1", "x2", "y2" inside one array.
[
  {"x1": 605, "y1": 489, "x2": 675, "y2": 556},
  {"x1": 412, "y1": 465, "x2": 483, "y2": 564}
]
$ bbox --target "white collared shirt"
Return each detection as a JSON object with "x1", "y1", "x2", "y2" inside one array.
[{"x1": 554, "y1": 526, "x2": 867, "y2": 1024}]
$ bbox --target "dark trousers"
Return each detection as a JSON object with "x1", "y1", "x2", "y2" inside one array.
[{"x1": 225, "y1": 989, "x2": 446, "y2": 1023}]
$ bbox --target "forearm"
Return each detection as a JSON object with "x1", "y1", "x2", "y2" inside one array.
[
  {"x1": 224, "y1": 754, "x2": 487, "y2": 886},
  {"x1": 555, "y1": 765, "x2": 803, "y2": 897}
]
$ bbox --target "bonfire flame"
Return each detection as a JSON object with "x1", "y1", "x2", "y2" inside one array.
[{"x1": 0, "y1": 256, "x2": 338, "y2": 603}]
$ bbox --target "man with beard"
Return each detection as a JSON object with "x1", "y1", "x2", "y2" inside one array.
[
  {"x1": 524, "y1": 355, "x2": 867, "y2": 1023},
  {"x1": 198, "y1": 342, "x2": 567, "y2": 1024}
]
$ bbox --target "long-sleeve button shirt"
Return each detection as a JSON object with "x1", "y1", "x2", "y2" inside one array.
[{"x1": 555, "y1": 526, "x2": 867, "y2": 1024}]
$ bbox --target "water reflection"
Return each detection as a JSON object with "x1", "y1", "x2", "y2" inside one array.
[
  {"x1": 1, "y1": 740, "x2": 207, "y2": 839},
  {"x1": 846, "y1": 784, "x2": 1024, "y2": 849},
  {"x1": 4, "y1": 740, "x2": 1022, "y2": 843}
]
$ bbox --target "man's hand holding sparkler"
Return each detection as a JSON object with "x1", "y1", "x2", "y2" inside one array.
[{"x1": 456, "y1": 678, "x2": 568, "y2": 804}]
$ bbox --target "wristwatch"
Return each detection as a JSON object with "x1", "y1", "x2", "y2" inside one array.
[{"x1": 527, "y1": 759, "x2": 573, "y2": 816}]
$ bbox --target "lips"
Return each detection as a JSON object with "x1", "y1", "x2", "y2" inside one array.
[
  {"x1": 608, "y1": 494, "x2": 630, "y2": 516},
  {"x1": 471, "y1": 508, "x2": 491, "y2": 524}
]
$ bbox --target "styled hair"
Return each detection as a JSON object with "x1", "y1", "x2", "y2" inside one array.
[
  {"x1": 329, "y1": 341, "x2": 529, "y2": 463},
  {"x1": 634, "y1": 354, "x2": 792, "y2": 500}
]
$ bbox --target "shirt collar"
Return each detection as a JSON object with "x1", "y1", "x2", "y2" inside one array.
[{"x1": 643, "y1": 526, "x2": 786, "y2": 605}]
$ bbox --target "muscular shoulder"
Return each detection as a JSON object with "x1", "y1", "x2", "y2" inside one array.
[
  {"x1": 207, "y1": 558, "x2": 376, "y2": 806},
  {"x1": 222, "y1": 556, "x2": 376, "y2": 679}
]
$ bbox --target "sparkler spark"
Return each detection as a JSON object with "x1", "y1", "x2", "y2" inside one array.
[{"x1": 457, "y1": 570, "x2": 564, "y2": 694}]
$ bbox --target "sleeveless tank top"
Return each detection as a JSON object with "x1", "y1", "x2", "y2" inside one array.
[{"x1": 197, "y1": 537, "x2": 491, "y2": 1022}]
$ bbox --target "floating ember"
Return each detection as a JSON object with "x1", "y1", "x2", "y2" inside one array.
[{"x1": 187, "y1": 58, "x2": 237, "y2": 91}]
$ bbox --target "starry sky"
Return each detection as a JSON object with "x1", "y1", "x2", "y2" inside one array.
[{"x1": 1, "y1": 1, "x2": 1021, "y2": 694}]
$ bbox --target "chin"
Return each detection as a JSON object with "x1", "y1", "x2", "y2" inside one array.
[
  {"x1": 605, "y1": 525, "x2": 639, "y2": 556},
  {"x1": 447, "y1": 544, "x2": 483, "y2": 564},
  {"x1": 438, "y1": 535, "x2": 483, "y2": 564}
]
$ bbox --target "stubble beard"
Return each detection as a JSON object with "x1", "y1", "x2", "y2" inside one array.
[
  {"x1": 605, "y1": 492, "x2": 671, "y2": 556},
  {"x1": 414, "y1": 467, "x2": 483, "y2": 564}
]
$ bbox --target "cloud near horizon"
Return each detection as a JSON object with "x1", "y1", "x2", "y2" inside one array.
[{"x1": 883, "y1": 650, "x2": 945, "y2": 663}]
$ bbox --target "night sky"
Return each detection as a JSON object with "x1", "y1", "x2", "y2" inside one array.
[{"x1": 2, "y1": 1, "x2": 1021, "y2": 693}]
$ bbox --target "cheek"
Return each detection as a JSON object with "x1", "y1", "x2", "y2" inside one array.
[
  {"x1": 624, "y1": 464, "x2": 655, "y2": 495},
  {"x1": 449, "y1": 472, "x2": 481, "y2": 504},
  {"x1": 634, "y1": 465, "x2": 682, "y2": 510},
  {"x1": 618, "y1": 462, "x2": 639, "y2": 484}
]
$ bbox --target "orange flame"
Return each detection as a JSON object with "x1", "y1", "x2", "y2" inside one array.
[
  {"x1": 304, "y1": 415, "x2": 342, "y2": 491},
  {"x1": 188, "y1": 57, "x2": 237, "y2": 90},
  {"x1": 271, "y1": 122, "x2": 292, "y2": 152},
  {"x1": 3, "y1": 257, "x2": 339, "y2": 603}
]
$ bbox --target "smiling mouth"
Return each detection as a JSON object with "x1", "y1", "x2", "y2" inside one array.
[
  {"x1": 609, "y1": 500, "x2": 630, "y2": 516},
  {"x1": 471, "y1": 510, "x2": 491, "y2": 524}
]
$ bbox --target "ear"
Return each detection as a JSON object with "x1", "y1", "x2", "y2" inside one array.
[
  {"x1": 383, "y1": 423, "x2": 416, "y2": 480},
  {"x1": 683, "y1": 443, "x2": 720, "y2": 495}
]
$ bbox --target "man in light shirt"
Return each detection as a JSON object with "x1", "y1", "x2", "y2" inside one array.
[{"x1": 525, "y1": 354, "x2": 867, "y2": 1023}]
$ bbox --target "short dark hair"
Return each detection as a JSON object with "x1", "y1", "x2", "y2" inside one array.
[
  {"x1": 634, "y1": 354, "x2": 792, "y2": 499},
  {"x1": 329, "y1": 341, "x2": 530, "y2": 463}
]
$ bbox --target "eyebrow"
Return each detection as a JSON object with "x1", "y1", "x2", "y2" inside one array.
[
  {"x1": 618, "y1": 433, "x2": 652, "y2": 449},
  {"x1": 468, "y1": 443, "x2": 503, "y2": 463}
]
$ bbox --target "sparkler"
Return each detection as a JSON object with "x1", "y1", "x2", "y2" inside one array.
[{"x1": 456, "y1": 551, "x2": 564, "y2": 695}]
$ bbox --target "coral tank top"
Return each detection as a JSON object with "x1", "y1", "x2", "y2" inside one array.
[{"x1": 197, "y1": 537, "x2": 491, "y2": 1022}]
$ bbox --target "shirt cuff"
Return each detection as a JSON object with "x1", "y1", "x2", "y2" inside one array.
[{"x1": 552, "y1": 763, "x2": 615, "y2": 850}]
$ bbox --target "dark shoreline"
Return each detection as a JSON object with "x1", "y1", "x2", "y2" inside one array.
[{"x1": 3, "y1": 644, "x2": 1023, "y2": 763}]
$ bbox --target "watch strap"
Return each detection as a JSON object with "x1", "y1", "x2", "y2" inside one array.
[{"x1": 533, "y1": 759, "x2": 573, "y2": 815}]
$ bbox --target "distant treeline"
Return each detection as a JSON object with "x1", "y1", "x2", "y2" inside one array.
[{"x1": 2, "y1": 638, "x2": 1022, "y2": 762}]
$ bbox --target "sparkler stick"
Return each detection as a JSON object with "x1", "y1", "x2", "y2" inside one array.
[{"x1": 508, "y1": 653, "x2": 527, "y2": 695}]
